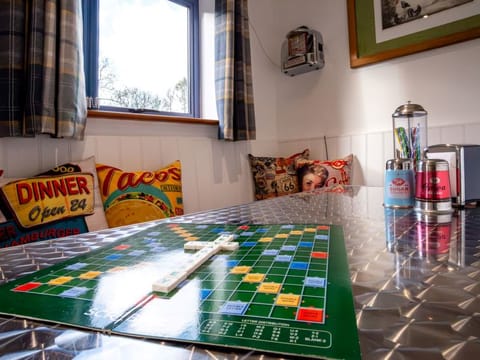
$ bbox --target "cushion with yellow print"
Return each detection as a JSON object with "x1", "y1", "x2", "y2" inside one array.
[
  {"x1": 37, "y1": 156, "x2": 109, "y2": 231},
  {"x1": 1, "y1": 173, "x2": 95, "y2": 229},
  {"x1": 0, "y1": 156, "x2": 109, "y2": 248},
  {"x1": 96, "y1": 160, "x2": 184, "y2": 228}
]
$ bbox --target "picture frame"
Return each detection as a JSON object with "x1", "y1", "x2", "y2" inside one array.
[{"x1": 347, "y1": 0, "x2": 480, "y2": 68}]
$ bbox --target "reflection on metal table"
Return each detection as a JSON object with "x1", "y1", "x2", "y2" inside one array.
[{"x1": 0, "y1": 186, "x2": 479, "y2": 359}]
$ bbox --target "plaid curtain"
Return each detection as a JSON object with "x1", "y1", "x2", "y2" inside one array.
[
  {"x1": 0, "y1": 0, "x2": 87, "y2": 139},
  {"x1": 215, "y1": 0, "x2": 256, "y2": 141}
]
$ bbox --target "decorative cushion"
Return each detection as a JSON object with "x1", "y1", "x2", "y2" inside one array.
[
  {"x1": 96, "y1": 160, "x2": 183, "y2": 228},
  {"x1": 248, "y1": 149, "x2": 309, "y2": 200},
  {"x1": 37, "y1": 156, "x2": 109, "y2": 231},
  {"x1": 0, "y1": 156, "x2": 109, "y2": 248},
  {"x1": 295, "y1": 154, "x2": 353, "y2": 191}
]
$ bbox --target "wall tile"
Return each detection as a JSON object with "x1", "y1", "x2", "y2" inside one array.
[
  {"x1": 308, "y1": 138, "x2": 327, "y2": 159},
  {"x1": 365, "y1": 133, "x2": 384, "y2": 187},
  {"x1": 70, "y1": 136, "x2": 96, "y2": 162},
  {"x1": 351, "y1": 135, "x2": 366, "y2": 185},
  {"x1": 439, "y1": 125, "x2": 465, "y2": 144},
  {"x1": 2, "y1": 138, "x2": 42, "y2": 177},
  {"x1": 94, "y1": 136, "x2": 123, "y2": 167},
  {"x1": 465, "y1": 124, "x2": 480, "y2": 144},
  {"x1": 427, "y1": 127, "x2": 442, "y2": 147},
  {"x1": 335, "y1": 136, "x2": 352, "y2": 159}
]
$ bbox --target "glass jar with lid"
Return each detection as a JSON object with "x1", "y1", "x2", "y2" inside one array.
[{"x1": 392, "y1": 101, "x2": 428, "y2": 170}]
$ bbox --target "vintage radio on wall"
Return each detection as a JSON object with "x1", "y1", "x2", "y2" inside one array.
[{"x1": 281, "y1": 26, "x2": 324, "y2": 76}]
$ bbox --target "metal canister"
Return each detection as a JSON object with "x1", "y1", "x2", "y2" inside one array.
[
  {"x1": 414, "y1": 159, "x2": 452, "y2": 213},
  {"x1": 384, "y1": 207, "x2": 415, "y2": 252},
  {"x1": 415, "y1": 212, "x2": 452, "y2": 261},
  {"x1": 384, "y1": 158, "x2": 414, "y2": 208}
]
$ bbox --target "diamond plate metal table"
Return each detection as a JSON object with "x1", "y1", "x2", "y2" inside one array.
[{"x1": 0, "y1": 186, "x2": 479, "y2": 359}]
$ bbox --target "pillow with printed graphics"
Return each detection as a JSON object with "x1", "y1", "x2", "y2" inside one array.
[
  {"x1": 0, "y1": 156, "x2": 109, "y2": 249},
  {"x1": 96, "y1": 160, "x2": 184, "y2": 228},
  {"x1": 248, "y1": 149, "x2": 309, "y2": 200},
  {"x1": 295, "y1": 154, "x2": 353, "y2": 192}
]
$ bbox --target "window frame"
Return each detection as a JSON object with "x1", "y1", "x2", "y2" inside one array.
[{"x1": 82, "y1": 0, "x2": 200, "y2": 119}]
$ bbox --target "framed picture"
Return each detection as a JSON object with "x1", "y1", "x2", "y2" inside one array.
[{"x1": 347, "y1": 0, "x2": 480, "y2": 68}]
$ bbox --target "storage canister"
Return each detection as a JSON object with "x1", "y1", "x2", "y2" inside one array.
[
  {"x1": 415, "y1": 211, "x2": 452, "y2": 261},
  {"x1": 392, "y1": 102, "x2": 427, "y2": 170},
  {"x1": 415, "y1": 159, "x2": 452, "y2": 213},
  {"x1": 384, "y1": 158, "x2": 414, "y2": 208}
]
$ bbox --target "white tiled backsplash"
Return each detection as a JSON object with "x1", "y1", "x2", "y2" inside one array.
[
  {"x1": 1, "y1": 122, "x2": 479, "y2": 214},
  {"x1": 278, "y1": 123, "x2": 480, "y2": 188}
]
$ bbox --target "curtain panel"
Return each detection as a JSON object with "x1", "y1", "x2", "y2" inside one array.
[
  {"x1": 215, "y1": 0, "x2": 256, "y2": 141},
  {"x1": 0, "y1": 0, "x2": 87, "y2": 139}
]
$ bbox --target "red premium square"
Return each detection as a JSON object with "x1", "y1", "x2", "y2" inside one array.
[
  {"x1": 297, "y1": 307, "x2": 324, "y2": 322},
  {"x1": 13, "y1": 282, "x2": 42, "y2": 292},
  {"x1": 311, "y1": 251, "x2": 328, "y2": 259}
]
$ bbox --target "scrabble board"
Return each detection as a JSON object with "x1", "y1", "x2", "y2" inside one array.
[{"x1": 0, "y1": 223, "x2": 360, "y2": 359}]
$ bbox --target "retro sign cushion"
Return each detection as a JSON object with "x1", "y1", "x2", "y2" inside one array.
[
  {"x1": 0, "y1": 156, "x2": 109, "y2": 248},
  {"x1": 96, "y1": 160, "x2": 184, "y2": 228},
  {"x1": 37, "y1": 156, "x2": 109, "y2": 231},
  {"x1": 0, "y1": 173, "x2": 94, "y2": 229}
]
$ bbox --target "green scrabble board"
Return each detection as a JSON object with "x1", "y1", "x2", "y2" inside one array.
[{"x1": 0, "y1": 223, "x2": 360, "y2": 359}]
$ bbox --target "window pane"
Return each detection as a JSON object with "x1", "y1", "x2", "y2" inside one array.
[{"x1": 99, "y1": 0, "x2": 189, "y2": 113}]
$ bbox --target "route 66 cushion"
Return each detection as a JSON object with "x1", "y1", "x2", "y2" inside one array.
[
  {"x1": 0, "y1": 156, "x2": 109, "y2": 248},
  {"x1": 95, "y1": 160, "x2": 184, "y2": 228},
  {"x1": 248, "y1": 149, "x2": 309, "y2": 200}
]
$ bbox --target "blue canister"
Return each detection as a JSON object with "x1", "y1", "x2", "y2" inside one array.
[{"x1": 384, "y1": 158, "x2": 414, "y2": 208}]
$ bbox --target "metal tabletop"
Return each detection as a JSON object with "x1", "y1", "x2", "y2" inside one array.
[{"x1": 0, "y1": 186, "x2": 479, "y2": 359}]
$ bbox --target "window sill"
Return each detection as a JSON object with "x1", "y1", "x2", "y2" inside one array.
[{"x1": 88, "y1": 110, "x2": 219, "y2": 126}]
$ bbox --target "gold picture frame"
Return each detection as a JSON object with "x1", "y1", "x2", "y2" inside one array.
[{"x1": 347, "y1": 0, "x2": 480, "y2": 68}]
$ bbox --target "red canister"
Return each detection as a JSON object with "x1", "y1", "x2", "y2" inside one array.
[
  {"x1": 415, "y1": 159, "x2": 452, "y2": 213},
  {"x1": 415, "y1": 212, "x2": 452, "y2": 260}
]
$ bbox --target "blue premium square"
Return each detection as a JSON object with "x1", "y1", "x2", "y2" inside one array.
[
  {"x1": 275, "y1": 255, "x2": 292, "y2": 262},
  {"x1": 60, "y1": 287, "x2": 89, "y2": 298},
  {"x1": 262, "y1": 249, "x2": 280, "y2": 256},
  {"x1": 105, "y1": 254, "x2": 123, "y2": 261},
  {"x1": 65, "y1": 262, "x2": 87, "y2": 270},
  {"x1": 290, "y1": 262, "x2": 308, "y2": 270},
  {"x1": 305, "y1": 277, "x2": 326, "y2": 288},
  {"x1": 219, "y1": 301, "x2": 249, "y2": 315},
  {"x1": 299, "y1": 242, "x2": 313, "y2": 247}
]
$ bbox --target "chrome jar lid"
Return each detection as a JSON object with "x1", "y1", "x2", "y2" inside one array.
[
  {"x1": 416, "y1": 158, "x2": 449, "y2": 172},
  {"x1": 392, "y1": 101, "x2": 427, "y2": 118},
  {"x1": 386, "y1": 158, "x2": 412, "y2": 170}
]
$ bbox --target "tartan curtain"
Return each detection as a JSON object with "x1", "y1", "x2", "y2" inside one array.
[
  {"x1": 215, "y1": 0, "x2": 256, "y2": 141},
  {"x1": 0, "y1": 0, "x2": 87, "y2": 139}
]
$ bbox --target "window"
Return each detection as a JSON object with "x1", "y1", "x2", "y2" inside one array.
[{"x1": 83, "y1": 0, "x2": 199, "y2": 118}]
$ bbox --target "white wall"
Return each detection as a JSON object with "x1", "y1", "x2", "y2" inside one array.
[{"x1": 248, "y1": 0, "x2": 480, "y2": 186}]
